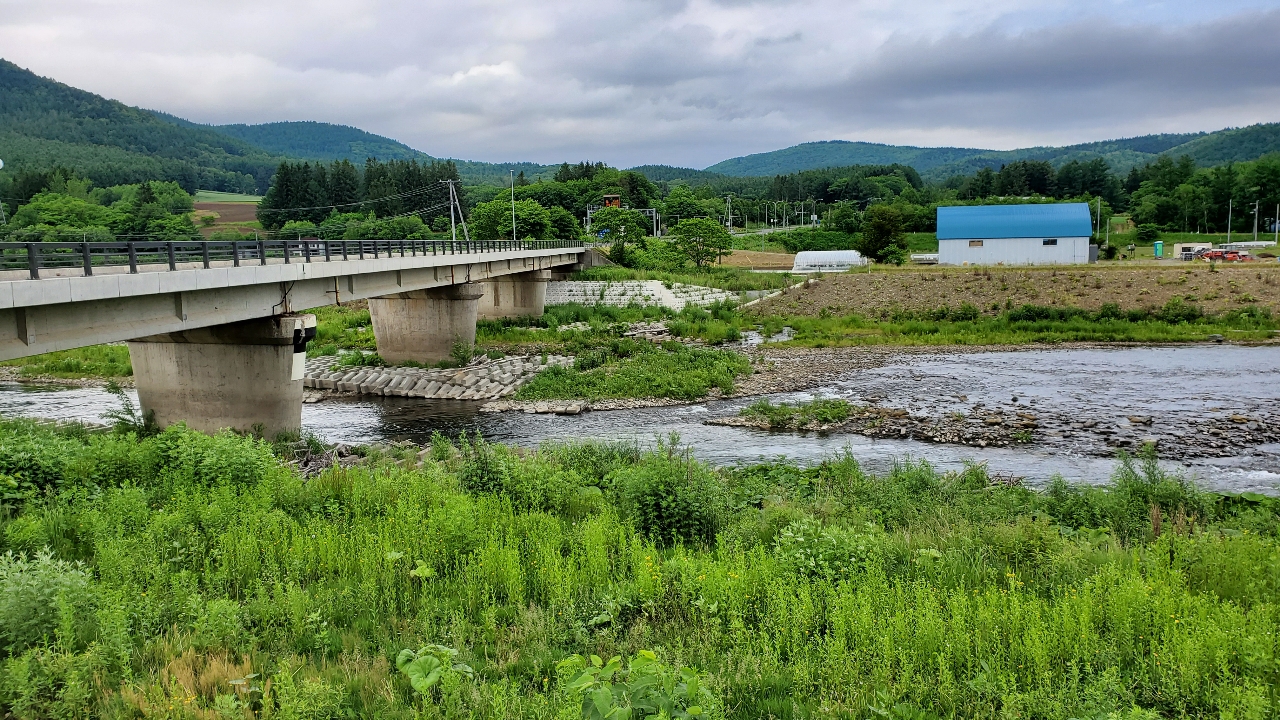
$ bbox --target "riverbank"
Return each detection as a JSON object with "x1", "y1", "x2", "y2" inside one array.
[
  {"x1": 0, "y1": 416, "x2": 1275, "y2": 718},
  {"x1": 709, "y1": 394, "x2": 1280, "y2": 462},
  {"x1": 750, "y1": 263, "x2": 1280, "y2": 318}
]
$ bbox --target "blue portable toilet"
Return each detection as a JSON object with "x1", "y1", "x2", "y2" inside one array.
[{"x1": 1153, "y1": 241, "x2": 1164, "y2": 258}]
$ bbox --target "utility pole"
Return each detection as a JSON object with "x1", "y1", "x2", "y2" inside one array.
[
  {"x1": 510, "y1": 170, "x2": 517, "y2": 242},
  {"x1": 1275, "y1": 203, "x2": 1279, "y2": 245},
  {"x1": 1252, "y1": 200, "x2": 1259, "y2": 242},
  {"x1": 1227, "y1": 199, "x2": 1232, "y2": 244},
  {"x1": 443, "y1": 180, "x2": 470, "y2": 242},
  {"x1": 445, "y1": 180, "x2": 458, "y2": 242}
]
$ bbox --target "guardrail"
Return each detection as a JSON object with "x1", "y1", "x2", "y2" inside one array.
[{"x1": 0, "y1": 238, "x2": 585, "y2": 280}]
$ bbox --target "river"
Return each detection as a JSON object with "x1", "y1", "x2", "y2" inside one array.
[{"x1": 3, "y1": 345, "x2": 1277, "y2": 493}]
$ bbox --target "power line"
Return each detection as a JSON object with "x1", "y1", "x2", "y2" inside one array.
[{"x1": 256, "y1": 183, "x2": 448, "y2": 214}]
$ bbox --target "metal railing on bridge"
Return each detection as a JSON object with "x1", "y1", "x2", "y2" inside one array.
[{"x1": 0, "y1": 238, "x2": 584, "y2": 280}]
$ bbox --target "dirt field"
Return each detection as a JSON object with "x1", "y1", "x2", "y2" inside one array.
[
  {"x1": 720, "y1": 249, "x2": 795, "y2": 269},
  {"x1": 750, "y1": 263, "x2": 1280, "y2": 317},
  {"x1": 194, "y1": 202, "x2": 259, "y2": 224}
]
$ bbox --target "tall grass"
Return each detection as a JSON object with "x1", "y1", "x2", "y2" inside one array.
[
  {"x1": 573, "y1": 266, "x2": 795, "y2": 292},
  {"x1": 757, "y1": 301, "x2": 1278, "y2": 347},
  {"x1": 0, "y1": 345, "x2": 133, "y2": 379},
  {"x1": 0, "y1": 418, "x2": 1276, "y2": 718}
]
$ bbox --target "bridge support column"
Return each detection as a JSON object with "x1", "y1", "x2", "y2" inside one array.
[
  {"x1": 477, "y1": 270, "x2": 550, "y2": 320},
  {"x1": 368, "y1": 283, "x2": 485, "y2": 364},
  {"x1": 128, "y1": 314, "x2": 316, "y2": 438}
]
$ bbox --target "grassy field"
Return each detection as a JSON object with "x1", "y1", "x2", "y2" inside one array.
[
  {"x1": 0, "y1": 345, "x2": 132, "y2": 379},
  {"x1": 572, "y1": 266, "x2": 795, "y2": 292},
  {"x1": 0, "y1": 418, "x2": 1276, "y2": 718},
  {"x1": 752, "y1": 305, "x2": 1277, "y2": 347},
  {"x1": 193, "y1": 190, "x2": 264, "y2": 203},
  {"x1": 514, "y1": 339, "x2": 750, "y2": 401}
]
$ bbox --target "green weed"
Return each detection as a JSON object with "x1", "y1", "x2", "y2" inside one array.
[{"x1": 0, "y1": 419, "x2": 1276, "y2": 718}]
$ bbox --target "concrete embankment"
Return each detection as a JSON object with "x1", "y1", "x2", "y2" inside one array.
[{"x1": 301, "y1": 354, "x2": 572, "y2": 402}]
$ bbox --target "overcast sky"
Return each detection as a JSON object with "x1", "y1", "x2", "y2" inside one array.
[{"x1": 3, "y1": 0, "x2": 1279, "y2": 168}]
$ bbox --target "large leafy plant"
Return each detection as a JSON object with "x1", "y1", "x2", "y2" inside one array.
[
  {"x1": 557, "y1": 650, "x2": 715, "y2": 720},
  {"x1": 395, "y1": 644, "x2": 474, "y2": 697}
]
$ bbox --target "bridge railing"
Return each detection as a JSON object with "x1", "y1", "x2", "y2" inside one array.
[{"x1": 0, "y1": 238, "x2": 585, "y2": 280}]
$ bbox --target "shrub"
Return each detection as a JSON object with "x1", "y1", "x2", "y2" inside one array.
[
  {"x1": 458, "y1": 433, "x2": 509, "y2": 494},
  {"x1": 558, "y1": 650, "x2": 715, "y2": 720},
  {"x1": 153, "y1": 425, "x2": 275, "y2": 490},
  {"x1": 773, "y1": 518, "x2": 883, "y2": 580},
  {"x1": 0, "y1": 434, "x2": 69, "y2": 498},
  {"x1": 776, "y1": 228, "x2": 858, "y2": 253},
  {"x1": 1135, "y1": 224, "x2": 1160, "y2": 244},
  {"x1": 0, "y1": 550, "x2": 97, "y2": 655},
  {"x1": 614, "y1": 455, "x2": 723, "y2": 546}
]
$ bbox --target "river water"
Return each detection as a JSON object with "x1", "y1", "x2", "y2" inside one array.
[{"x1": 3, "y1": 345, "x2": 1277, "y2": 493}]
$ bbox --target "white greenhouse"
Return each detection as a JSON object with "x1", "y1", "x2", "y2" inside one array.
[{"x1": 791, "y1": 250, "x2": 867, "y2": 273}]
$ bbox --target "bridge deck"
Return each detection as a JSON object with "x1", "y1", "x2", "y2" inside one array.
[{"x1": 1, "y1": 240, "x2": 583, "y2": 360}]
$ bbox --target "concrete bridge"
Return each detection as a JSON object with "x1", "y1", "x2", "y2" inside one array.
[{"x1": 0, "y1": 238, "x2": 585, "y2": 435}]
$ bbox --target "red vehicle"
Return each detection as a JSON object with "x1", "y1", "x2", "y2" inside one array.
[{"x1": 1200, "y1": 250, "x2": 1253, "y2": 262}]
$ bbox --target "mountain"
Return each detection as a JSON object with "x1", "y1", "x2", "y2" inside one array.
[
  {"x1": 704, "y1": 125, "x2": 1280, "y2": 180},
  {"x1": 210, "y1": 121, "x2": 430, "y2": 163},
  {"x1": 0, "y1": 59, "x2": 557, "y2": 192},
  {"x1": 0, "y1": 59, "x2": 283, "y2": 193},
  {"x1": 628, "y1": 165, "x2": 730, "y2": 182},
  {"x1": 155, "y1": 116, "x2": 558, "y2": 185}
]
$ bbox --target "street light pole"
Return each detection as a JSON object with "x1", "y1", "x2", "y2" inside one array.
[{"x1": 510, "y1": 170, "x2": 517, "y2": 242}]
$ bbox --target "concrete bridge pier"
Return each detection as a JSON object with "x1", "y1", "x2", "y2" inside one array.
[
  {"x1": 128, "y1": 314, "x2": 316, "y2": 438},
  {"x1": 477, "y1": 270, "x2": 551, "y2": 320},
  {"x1": 368, "y1": 283, "x2": 486, "y2": 364}
]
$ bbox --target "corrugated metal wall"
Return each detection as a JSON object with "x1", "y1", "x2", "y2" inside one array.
[{"x1": 938, "y1": 237, "x2": 1091, "y2": 265}]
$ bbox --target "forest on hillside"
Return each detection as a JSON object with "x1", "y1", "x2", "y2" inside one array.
[{"x1": 0, "y1": 61, "x2": 280, "y2": 194}]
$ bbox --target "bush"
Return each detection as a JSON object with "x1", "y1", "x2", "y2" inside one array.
[
  {"x1": 153, "y1": 425, "x2": 275, "y2": 490},
  {"x1": 1135, "y1": 224, "x2": 1160, "y2": 244},
  {"x1": 776, "y1": 229, "x2": 858, "y2": 253},
  {"x1": 458, "y1": 433, "x2": 509, "y2": 495},
  {"x1": 0, "y1": 550, "x2": 97, "y2": 655},
  {"x1": 614, "y1": 455, "x2": 723, "y2": 546},
  {"x1": 740, "y1": 399, "x2": 852, "y2": 429},
  {"x1": 773, "y1": 518, "x2": 883, "y2": 580}
]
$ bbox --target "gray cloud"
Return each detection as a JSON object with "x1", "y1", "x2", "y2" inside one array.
[
  {"x1": 1, "y1": 1, "x2": 1278, "y2": 168},
  {"x1": 798, "y1": 9, "x2": 1280, "y2": 139}
]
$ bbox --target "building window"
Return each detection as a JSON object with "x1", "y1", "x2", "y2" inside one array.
[
  {"x1": 968, "y1": 240, "x2": 983, "y2": 247},
  {"x1": 1042, "y1": 238, "x2": 1058, "y2": 246}
]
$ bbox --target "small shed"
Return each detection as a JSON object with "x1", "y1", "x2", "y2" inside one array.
[
  {"x1": 792, "y1": 250, "x2": 867, "y2": 273},
  {"x1": 937, "y1": 203, "x2": 1094, "y2": 265}
]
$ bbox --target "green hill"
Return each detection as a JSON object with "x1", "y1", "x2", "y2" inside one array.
[
  {"x1": 704, "y1": 126, "x2": 1280, "y2": 180},
  {"x1": 628, "y1": 165, "x2": 730, "y2": 182},
  {"x1": 157, "y1": 117, "x2": 557, "y2": 185},
  {"x1": 210, "y1": 121, "x2": 432, "y2": 163},
  {"x1": 0, "y1": 59, "x2": 283, "y2": 193}
]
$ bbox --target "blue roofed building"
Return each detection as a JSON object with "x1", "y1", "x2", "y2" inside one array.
[{"x1": 936, "y1": 203, "x2": 1095, "y2": 265}]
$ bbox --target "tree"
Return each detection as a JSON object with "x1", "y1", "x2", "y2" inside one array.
[
  {"x1": 1135, "y1": 224, "x2": 1160, "y2": 244},
  {"x1": 969, "y1": 167, "x2": 996, "y2": 198},
  {"x1": 822, "y1": 203, "x2": 860, "y2": 234},
  {"x1": 468, "y1": 198, "x2": 552, "y2": 241},
  {"x1": 547, "y1": 205, "x2": 581, "y2": 241},
  {"x1": 857, "y1": 204, "x2": 908, "y2": 265},
  {"x1": 589, "y1": 206, "x2": 650, "y2": 263},
  {"x1": 554, "y1": 161, "x2": 607, "y2": 182},
  {"x1": 670, "y1": 217, "x2": 731, "y2": 267},
  {"x1": 661, "y1": 185, "x2": 710, "y2": 224}
]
